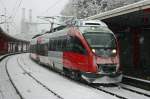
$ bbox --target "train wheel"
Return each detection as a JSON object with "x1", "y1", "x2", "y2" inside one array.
[
  {"x1": 63, "y1": 67, "x2": 81, "y2": 81},
  {"x1": 63, "y1": 67, "x2": 70, "y2": 77},
  {"x1": 52, "y1": 62, "x2": 56, "y2": 71},
  {"x1": 71, "y1": 70, "x2": 81, "y2": 81}
]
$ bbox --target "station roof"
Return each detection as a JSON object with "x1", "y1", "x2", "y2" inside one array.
[
  {"x1": 0, "y1": 27, "x2": 29, "y2": 43},
  {"x1": 86, "y1": 0, "x2": 150, "y2": 28}
]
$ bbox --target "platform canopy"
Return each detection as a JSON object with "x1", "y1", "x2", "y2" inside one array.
[
  {"x1": 0, "y1": 27, "x2": 29, "y2": 43},
  {"x1": 86, "y1": 0, "x2": 150, "y2": 28}
]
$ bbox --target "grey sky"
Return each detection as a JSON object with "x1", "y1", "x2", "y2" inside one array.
[{"x1": 0, "y1": 0, "x2": 69, "y2": 35}]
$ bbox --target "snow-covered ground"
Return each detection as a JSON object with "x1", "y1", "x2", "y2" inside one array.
[
  {"x1": 1, "y1": 53, "x2": 150, "y2": 99},
  {"x1": 6, "y1": 54, "x2": 119, "y2": 99},
  {"x1": 7, "y1": 54, "x2": 58, "y2": 99},
  {"x1": 0, "y1": 57, "x2": 20, "y2": 99}
]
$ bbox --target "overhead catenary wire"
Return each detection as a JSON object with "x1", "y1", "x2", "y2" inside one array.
[
  {"x1": 41, "y1": 0, "x2": 65, "y2": 15},
  {"x1": 10, "y1": 21, "x2": 18, "y2": 31},
  {"x1": 5, "y1": 0, "x2": 23, "y2": 34},
  {"x1": 0, "y1": 0, "x2": 6, "y2": 25},
  {"x1": 0, "y1": 0, "x2": 23, "y2": 24},
  {"x1": 9, "y1": 0, "x2": 22, "y2": 19},
  {"x1": 41, "y1": 0, "x2": 60, "y2": 14},
  {"x1": 0, "y1": 0, "x2": 6, "y2": 23},
  {"x1": 8, "y1": 0, "x2": 23, "y2": 22}
]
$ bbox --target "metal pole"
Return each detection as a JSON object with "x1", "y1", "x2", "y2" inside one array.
[{"x1": 4, "y1": 8, "x2": 7, "y2": 30}]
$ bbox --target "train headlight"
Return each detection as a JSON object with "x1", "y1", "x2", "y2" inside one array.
[
  {"x1": 112, "y1": 49, "x2": 116, "y2": 54},
  {"x1": 92, "y1": 49, "x2": 96, "y2": 53}
]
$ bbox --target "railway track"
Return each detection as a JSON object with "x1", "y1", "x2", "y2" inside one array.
[
  {"x1": 89, "y1": 83, "x2": 150, "y2": 99},
  {"x1": 24, "y1": 54, "x2": 150, "y2": 99},
  {"x1": 3, "y1": 53, "x2": 150, "y2": 99},
  {"x1": 118, "y1": 84, "x2": 150, "y2": 97},
  {"x1": 64, "y1": 73, "x2": 150, "y2": 99},
  {"x1": 123, "y1": 75, "x2": 150, "y2": 91},
  {"x1": 5, "y1": 57, "x2": 24, "y2": 99},
  {"x1": 90, "y1": 85, "x2": 127, "y2": 99},
  {"x1": 2, "y1": 54, "x2": 63, "y2": 99},
  {"x1": 19, "y1": 54, "x2": 120, "y2": 99},
  {"x1": 16, "y1": 57, "x2": 64, "y2": 99}
]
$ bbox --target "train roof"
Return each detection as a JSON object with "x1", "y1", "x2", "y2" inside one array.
[
  {"x1": 34, "y1": 26, "x2": 113, "y2": 40},
  {"x1": 42, "y1": 28, "x2": 69, "y2": 39},
  {"x1": 30, "y1": 20, "x2": 113, "y2": 44},
  {"x1": 75, "y1": 20, "x2": 108, "y2": 27},
  {"x1": 78, "y1": 26, "x2": 113, "y2": 34},
  {"x1": 30, "y1": 28, "x2": 69, "y2": 44}
]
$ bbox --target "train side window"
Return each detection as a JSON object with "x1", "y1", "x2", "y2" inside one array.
[
  {"x1": 58, "y1": 39, "x2": 61, "y2": 51},
  {"x1": 44, "y1": 43, "x2": 48, "y2": 56},
  {"x1": 73, "y1": 37, "x2": 86, "y2": 55},
  {"x1": 57, "y1": 39, "x2": 59, "y2": 51},
  {"x1": 36, "y1": 43, "x2": 40, "y2": 54},
  {"x1": 56, "y1": 39, "x2": 58, "y2": 51},
  {"x1": 52, "y1": 40, "x2": 54, "y2": 51},
  {"x1": 54, "y1": 40, "x2": 57, "y2": 51},
  {"x1": 41, "y1": 44, "x2": 45, "y2": 55},
  {"x1": 66, "y1": 36, "x2": 73, "y2": 51},
  {"x1": 59, "y1": 39, "x2": 62, "y2": 51},
  {"x1": 62, "y1": 38, "x2": 67, "y2": 51},
  {"x1": 53, "y1": 40, "x2": 56, "y2": 51},
  {"x1": 50, "y1": 39, "x2": 54, "y2": 51},
  {"x1": 64, "y1": 39, "x2": 67, "y2": 51},
  {"x1": 49, "y1": 39, "x2": 51, "y2": 50},
  {"x1": 50, "y1": 40, "x2": 52, "y2": 50},
  {"x1": 49, "y1": 39, "x2": 52, "y2": 50},
  {"x1": 66, "y1": 37, "x2": 69, "y2": 51}
]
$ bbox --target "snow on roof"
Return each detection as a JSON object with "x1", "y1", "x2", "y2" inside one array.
[
  {"x1": 76, "y1": 20, "x2": 108, "y2": 27},
  {"x1": 0, "y1": 27, "x2": 29, "y2": 43},
  {"x1": 86, "y1": 0, "x2": 150, "y2": 20}
]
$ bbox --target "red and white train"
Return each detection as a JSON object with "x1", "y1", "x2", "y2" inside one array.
[{"x1": 30, "y1": 20, "x2": 122, "y2": 83}]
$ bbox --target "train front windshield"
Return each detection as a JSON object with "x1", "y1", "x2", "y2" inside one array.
[{"x1": 84, "y1": 33, "x2": 116, "y2": 57}]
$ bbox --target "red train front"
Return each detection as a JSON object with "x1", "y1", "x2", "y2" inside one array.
[{"x1": 30, "y1": 20, "x2": 122, "y2": 84}]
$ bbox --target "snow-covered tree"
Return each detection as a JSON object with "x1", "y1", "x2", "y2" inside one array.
[{"x1": 61, "y1": 0, "x2": 142, "y2": 19}]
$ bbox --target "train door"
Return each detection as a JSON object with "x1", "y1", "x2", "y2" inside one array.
[
  {"x1": 53, "y1": 39, "x2": 63, "y2": 71},
  {"x1": 48, "y1": 38, "x2": 64, "y2": 71}
]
